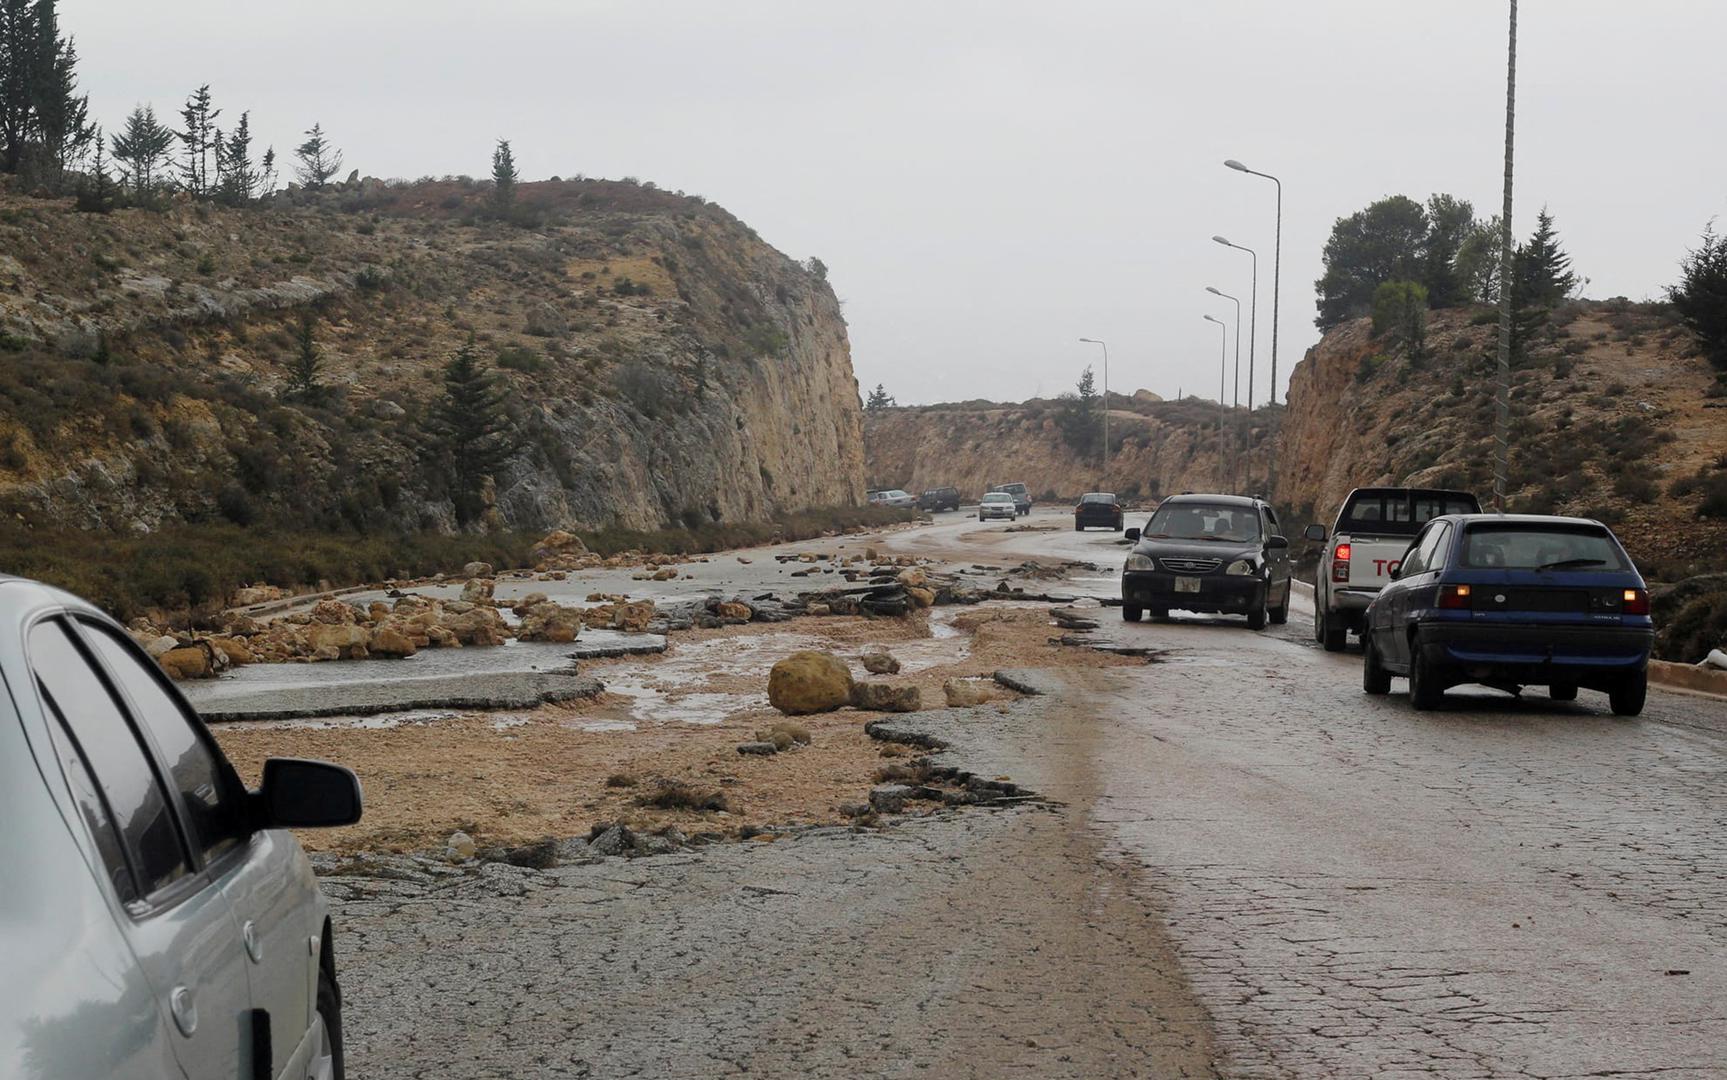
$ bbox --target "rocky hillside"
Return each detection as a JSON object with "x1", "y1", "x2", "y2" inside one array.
[
  {"x1": 863, "y1": 394, "x2": 1255, "y2": 506},
  {"x1": 864, "y1": 302, "x2": 1726, "y2": 579},
  {"x1": 0, "y1": 176, "x2": 864, "y2": 534},
  {"x1": 1277, "y1": 302, "x2": 1727, "y2": 578}
]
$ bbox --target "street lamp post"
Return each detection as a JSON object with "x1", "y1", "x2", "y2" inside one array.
[
  {"x1": 1213, "y1": 235, "x2": 1257, "y2": 491},
  {"x1": 1203, "y1": 315, "x2": 1228, "y2": 491},
  {"x1": 1079, "y1": 337, "x2": 1109, "y2": 479},
  {"x1": 1206, "y1": 285, "x2": 1242, "y2": 490},
  {"x1": 1224, "y1": 160, "x2": 1282, "y2": 408}
]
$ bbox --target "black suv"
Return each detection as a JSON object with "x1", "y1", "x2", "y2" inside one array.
[
  {"x1": 1121, "y1": 493, "x2": 1292, "y2": 629},
  {"x1": 918, "y1": 486, "x2": 961, "y2": 512}
]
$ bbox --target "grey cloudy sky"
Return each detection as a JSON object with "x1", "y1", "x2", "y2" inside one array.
[{"x1": 68, "y1": 1, "x2": 1727, "y2": 406}]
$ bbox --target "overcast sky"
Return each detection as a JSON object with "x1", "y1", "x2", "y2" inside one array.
[{"x1": 68, "y1": 1, "x2": 1727, "y2": 406}]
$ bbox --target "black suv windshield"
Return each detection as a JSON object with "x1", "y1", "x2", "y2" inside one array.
[
  {"x1": 1144, "y1": 503, "x2": 1261, "y2": 543},
  {"x1": 1460, "y1": 524, "x2": 1628, "y2": 571}
]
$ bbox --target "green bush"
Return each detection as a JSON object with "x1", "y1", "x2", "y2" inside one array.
[{"x1": 496, "y1": 346, "x2": 545, "y2": 373}]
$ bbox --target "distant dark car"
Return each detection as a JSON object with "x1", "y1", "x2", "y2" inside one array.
[
  {"x1": 991, "y1": 483, "x2": 1032, "y2": 516},
  {"x1": 919, "y1": 486, "x2": 961, "y2": 512},
  {"x1": 1120, "y1": 494, "x2": 1292, "y2": 629},
  {"x1": 1362, "y1": 514, "x2": 1653, "y2": 715},
  {"x1": 1073, "y1": 492, "x2": 1122, "y2": 531}
]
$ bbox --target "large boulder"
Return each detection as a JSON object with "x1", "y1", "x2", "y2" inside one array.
[
  {"x1": 615, "y1": 600, "x2": 657, "y2": 633},
  {"x1": 461, "y1": 561, "x2": 495, "y2": 578},
  {"x1": 517, "y1": 602, "x2": 581, "y2": 643},
  {"x1": 532, "y1": 529, "x2": 590, "y2": 563},
  {"x1": 307, "y1": 623, "x2": 370, "y2": 659},
  {"x1": 158, "y1": 645, "x2": 213, "y2": 680},
  {"x1": 943, "y1": 678, "x2": 994, "y2": 708},
  {"x1": 440, "y1": 607, "x2": 509, "y2": 646},
  {"x1": 368, "y1": 626, "x2": 418, "y2": 658},
  {"x1": 461, "y1": 578, "x2": 496, "y2": 603},
  {"x1": 767, "y1": 651, "x2": 855, "y2": 715},
  {"x1": 861, "y1": 651, "x2": 901, "y2": 675},
  {"x1": 233, "y1": 584, "x2": 285, "y2": 606},
  {"x1": 310, "y1": 598, "x2": 358, "y2": 625},
  {"x1": 524, "y1": 301, "x2": 568, "y2": 337}
]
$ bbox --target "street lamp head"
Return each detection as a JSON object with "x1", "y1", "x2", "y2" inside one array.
[
  {"x1": 1203, "y1": 314, "x2": 1223, "y2": 325},
  {"x1": 1212, "y1": 234, "x2": 1232, "y2": 247},
  {"x1": 1224, "y1": 159, "x2": 1249, "y2": 172},
  {"x1": 1078, "y1": 337, "x2": 1099, "y2": 344},
  {"x1": 1205, "y1": 286, "x2": 1223, "y2": 297}
]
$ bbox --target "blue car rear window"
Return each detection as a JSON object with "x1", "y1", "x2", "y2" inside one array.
[{"x1": 1460, "y1": 524, "x2": 1628, "y2": 571}]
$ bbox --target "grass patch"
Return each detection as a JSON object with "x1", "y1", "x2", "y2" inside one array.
[{"x1": 634, "y1": 779, "x2": 728, "y2": 812}]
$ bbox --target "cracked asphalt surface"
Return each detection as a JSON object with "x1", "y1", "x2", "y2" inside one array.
[{"x1": 324, "y1": 511, "x2": 1727, "y2": 1078}]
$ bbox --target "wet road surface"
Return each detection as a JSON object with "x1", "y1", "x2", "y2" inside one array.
[{"x1": 327, "y1": 510, "x2": 1727, "y2": 1078}]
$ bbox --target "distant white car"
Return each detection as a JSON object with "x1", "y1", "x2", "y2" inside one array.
[
  {"x1": 870, "y1": 489, "x2": 916, "y2": 508},
  {"x1": 978, "y1": 491, "x2": 1018, "y2": 521}
]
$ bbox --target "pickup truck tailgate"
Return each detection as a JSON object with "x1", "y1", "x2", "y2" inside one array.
[{"x1": 1336, "y1": 536, "x2": 1414, "y2": 590}]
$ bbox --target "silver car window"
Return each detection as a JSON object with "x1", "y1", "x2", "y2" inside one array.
[
  {"x1": 31, "y1": 619, "x2": 191, "y2": 898},
  {"x1": 85, "y1": 621, "x2": 250, "y2": 864}
]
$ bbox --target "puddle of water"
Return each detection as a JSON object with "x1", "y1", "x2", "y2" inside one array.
[{"x1": 568, "y1": 718, "x2": 638, "y2": 733}]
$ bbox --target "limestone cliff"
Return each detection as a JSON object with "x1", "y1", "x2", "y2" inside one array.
[{"x1": 0, "y1": 177, "x2": 864, "y2": 533}]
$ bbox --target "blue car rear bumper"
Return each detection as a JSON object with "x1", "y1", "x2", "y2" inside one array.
[{"x1": 1416, "y1": 620, "x2": 1652, "y2": 675}]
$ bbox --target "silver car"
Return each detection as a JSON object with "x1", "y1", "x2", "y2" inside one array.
[
  {"x1": 978, "y1": 491, "x2": 1019, "y2": 521},
  {"x1": 1, "y1": 576, "x2": 362, "y2": 1079}
]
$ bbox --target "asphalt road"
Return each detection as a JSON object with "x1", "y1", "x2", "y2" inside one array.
[{"x1": 328, "y1": 509, "x2": 1727, "y2": 1078}]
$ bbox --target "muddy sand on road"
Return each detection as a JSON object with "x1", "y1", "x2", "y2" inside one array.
[{"x1": 215, "y1": 604, "x2": 1141, "y2": 854}]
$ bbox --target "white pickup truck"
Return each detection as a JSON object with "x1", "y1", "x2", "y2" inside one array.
[{"x1": 1303, "y1": 487, "x2": 1481, "y2": 651}]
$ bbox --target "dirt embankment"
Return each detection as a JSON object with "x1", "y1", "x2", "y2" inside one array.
[{"x1": 0, "y1": 177, "x2": 864, "y2": 535}]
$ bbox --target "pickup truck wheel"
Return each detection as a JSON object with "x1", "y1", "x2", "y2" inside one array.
[
  {"x1": 1609, "y1": 671, "x2": 1647, "y2": 717},
  {"x1": 1317, "y1": 607, "x2": 1347, "y2": 652},
  {"x1": 1362, "y1": 635, "x2": 1391, "y2": 695},
  {"x1": 1548, "y1": 683, "x2": 1578, "y2": 702},
  {"x1": 1408, "y1": 636, "x2": 1444, "y2": 710},
  {"x1": 1122, "y1": 605, "x2": 1143, "y2": 623}
]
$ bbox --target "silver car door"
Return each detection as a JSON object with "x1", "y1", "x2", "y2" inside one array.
[{"x1": 28, "y1": 616, "x2": 254, "y2": 1080}]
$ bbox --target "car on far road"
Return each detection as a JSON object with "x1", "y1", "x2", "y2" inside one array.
[
  {"x1": 2, "y1": 575, "x2": 364, "y2": 1080},
  {"x1": 978, "y1": 491, "x2": 1019, "y2": 521},
  {"x1": 991, "y1": 483, "x2": 1032, "y2": 516},
  {"x1": 1362, "y1": 514, "x2": 1654, "y2": 715},
  {"x1": 918, "y1": 486, "x2": 962, "y2": 512},
  {"x1": 1305, "y1": 486, "x2": 1481, "y2": 652},
  {"x1": 870, "y1": 489, "x2": 916, "y2": 508},
  {"x1": 1073, "y1": 492, "x2": 1123, "y2": 531},
  {"x1": 1121, "y1": 494, "x2": 1292, "y2": 628}
]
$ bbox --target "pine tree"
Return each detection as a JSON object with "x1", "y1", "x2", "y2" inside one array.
[
  {"x1": 176, "y1": 84, "x2": 219, "y2": 196},
  {"x1": 294, "y1": 122, "x2": 343, "y2": 190},
  {"x1": 73, "y1": 125, "x2": 114, "y2": 213},
  {"x1": 283, "y1": 311, "x2": 326, "y2": 403},
  {"x1": 0, "y1": 0, "x2": 39, "y2": 173},
  {"x1": 1669, "y1": 224, "x2": 1727, "y2": 374},
  {"x1": 258, "y1": 145, "x2": 276, "y2": 196},
  {"x1": 1509, "y1": 209, "x2": 1578, "y2": 361},
  {"x1": 433, "y1": 337, "x2": 517, "y2": 523},
  {"x1": 491, "y1": 138, "x2": 517, "y2": 208},
  {"x1": 864, "y1": 383, "x2": 895, "y2": 410},
  {"x1": 216, "y1": 110, "x2": 257, "y2": 205},
  {"x1": 111, "y1": 104, "x2": 174, "y2": 196}
]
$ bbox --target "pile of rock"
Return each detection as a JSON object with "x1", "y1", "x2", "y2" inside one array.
[{"x1": 764, "y1": 649, "x2": 922, "y2": 716}]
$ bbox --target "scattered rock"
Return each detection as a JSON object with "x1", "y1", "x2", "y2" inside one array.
[
  {"x1": 869, "y1": 784, "x2": 912, "y2": 813},
  {"x1": 461, "y1": 577, "x2": 496, "y2": 603},
  {"x1": 524, "y1": 300, "x2": 568, "y2": 337},
  {"x1": 850, "y1": 682, "x2": 922, "y2": 713},
  {"x1": 943, "y1": 679, "x2": 994, "y2": 708},
  {"x1": 906, "y1": 586, "x2": 936, "y2": 608},
  {"x1": 461, "y1": 561, "x2": 495, "y2": 578},
  {"x1": 445, "y1": 830, "x2": 477, "y2": 860},
  {"x1": 715, "y1": 600, "x2": 753, "y2": 622},
  {"x1": 367, "y1": 626, "x2": 417, "y2": 658},
  {"x1": 736, "y1": 741, "x2": 779, "y2": 756},
  {"x1": 861, "y1": 651, "x2": 901, "y2": 675},
  {"x1": 501, "y1": 837, "x2": 558, "y2": 870},
  {"x1": 158, "y1": 645, "x2": 214, "y2": 680},
  {"x1": 232, "y1": 584, "x2": 285, "y2": 606},
  {"x1": 767, "y1": 650, "x2": 855, "y2": 714},
  {"x1": 588, "y1": 824, "x2": 633, "y2": 857}
]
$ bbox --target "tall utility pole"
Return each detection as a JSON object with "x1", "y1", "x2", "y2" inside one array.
[
  {"x1": 1493, "y1": 0, "x2": 1518, "y2": 512},
  {"x1": 1224, "y1": 160, "x2": 1283, "y2": 407},
  {"x1": 1204, "y1": 315, "x2": 1229, "y2": 491},
  {"x1": 1079, "y1": 337, "x2": 1110, "y2": 479}
]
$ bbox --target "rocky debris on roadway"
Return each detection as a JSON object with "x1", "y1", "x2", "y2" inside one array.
[
  {"x1": 850, "y1": 681, "x2": 922, "y2": 713},
  {"x1": 744, "y1": 720, "x2": 814, "y2": 753},
  {"x1": 1050, "y1": 605, "x2": 1101, "y2": 631},
  {"x1": 860, "y1": 650, "x2": 901, "y2": 674},
  {"x1": 767, "y1": 650, "x2": 855, "y2": 714},
  {"x1": 943, "y1": 678, "x2": 996, "y2": 708}
]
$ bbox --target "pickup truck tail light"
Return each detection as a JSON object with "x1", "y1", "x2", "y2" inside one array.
[
  {"x1": 1622, "y1": 588, "x2": 1650, "y2": 616},
  {"x1": 1331, "y1": 542, "x2": 1351, "y2": 583},
  {"x1": 1438, "y1": 584, "x2": 1472, "y2": 609}
]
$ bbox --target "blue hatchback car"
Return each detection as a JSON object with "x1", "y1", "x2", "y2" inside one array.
[{"x1": 1362, "y1": 514, "x2": 1654, "y2": 715}]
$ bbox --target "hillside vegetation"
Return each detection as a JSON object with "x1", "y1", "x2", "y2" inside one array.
[{"x1": 0, "y1": 176, "x2": 866, "y2": 540}]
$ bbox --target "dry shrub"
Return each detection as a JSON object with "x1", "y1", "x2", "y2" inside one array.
[{"x1": 635, "y1": 779, "x2": 728, "y2": 813}]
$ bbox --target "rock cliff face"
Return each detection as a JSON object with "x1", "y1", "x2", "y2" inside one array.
[
  {"x1": 0, "y1": 177, "x2": 863, "y2": 533},
  {"x1": 1275, "y1": 303, "x2": 1727, "y2": 573},
  {"x1": 862, "y1": 396, "x2": 1248, "y2": 504}
]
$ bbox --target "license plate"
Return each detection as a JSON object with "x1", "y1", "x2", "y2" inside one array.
[{"x1": 1175, "y1": 577, "x2": 1201, "y2": 594}]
